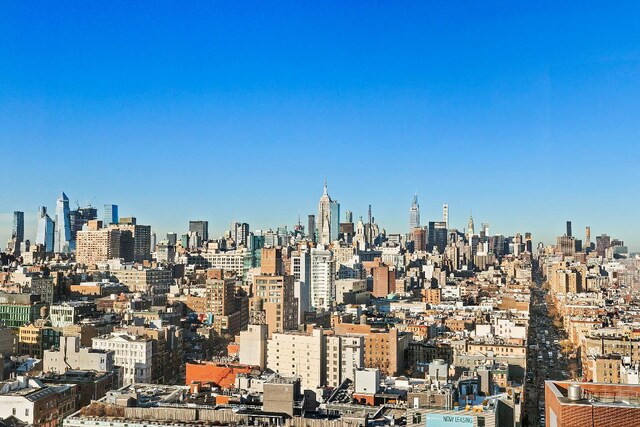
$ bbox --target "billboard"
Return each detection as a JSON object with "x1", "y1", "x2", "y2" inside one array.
[{"x1": 426, "y1": 414, "x2": 475, "y2": 427}]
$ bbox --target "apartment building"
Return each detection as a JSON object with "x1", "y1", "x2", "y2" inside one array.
[{"x1": 267, "y1": 328, "x2": 325, "y2": 391}]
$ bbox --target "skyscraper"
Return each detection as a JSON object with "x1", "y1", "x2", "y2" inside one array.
[
  {"x1": 442, "y1": 204, "x2": 449, "y2": 229},
  {"x1": 8, "y1": 211, "x2": 25, "y2": 254},
  {"x1": 307, "y1": 215, "x2": 316, "y2": 243},
  {"x1": 189, "y1": 220, "x2": 209, "y2": 242},
  {"x1": 167, "y1": 232, "x2": 177, "y2": 246},
  {"x1": 317, "y1": 182, "x2": 339, "y2": 245},
  {"x1": 428, "y1": 221, "x2": 447, "y2": 253},
  {"x1": 566, "y1": 220, "x2": 572, "y2": 237},
  {"x1": 54, "y1": 192, "x2": 72, "y2": 253},
  {"x1": 230, "y1": 222, "x2": 249, "y2": 247},
  {"x1": 36, "y1": 206, "x2": 55, "y2": 253},
  {"x1": 12, "y1": 211, "x2": 24, "y2": 243},
  {"x1": 330, "y1": 200, "x2": 340, "y2": 242},
  {"x1": 467, "y1": 213, "x2": 475, "y2": 237},
  {"x1": 345, "y1": 210, "x2": 353, "y2": 224},
  {"x1": 409, "y1": 194, "x2": 420, "y2": 231},
  {"x1": 103, "y1": 204, "x2": 118, "y2": 227}
]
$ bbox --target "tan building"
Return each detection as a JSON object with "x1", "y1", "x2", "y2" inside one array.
[
  {"x1": 111, "y1": 268, "x2": 173, "y2": 294},
  {"x1": 334, "y1": 321, "x2": 410, "y2": 376},
  {"x1": 205, "y1": 272, "x2": 248, "y2": 337},
  {"x1": 17, "y1": 320, "x2": 62, "y2": 358},
  {"x1": 76, "y1": 221, "x2": 122, "y2": 266},
  {"x1": 261, "y1": 247, "x2": 283, "y2": 275},
  {"x1": 267, "y1": 328, "x2": 325, "y2": 391},
  {"x1": 252, "y1": 274, "x2": 297, "y2": 338},
  {"x1": 422, "y1": 288, "x2": 441, "y2": 305},
  {"x1": 587, "y1": 355, "x2": 622, "y2": 383}
]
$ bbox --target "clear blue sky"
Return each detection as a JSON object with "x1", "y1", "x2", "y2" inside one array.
[{"x1": 1, "y1": 2, "x2": 639, "y2": 250}]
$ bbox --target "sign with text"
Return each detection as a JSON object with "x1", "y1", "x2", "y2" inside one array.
[{"x1": 426, "y1": 413, "x2": 475, "y2": 427}]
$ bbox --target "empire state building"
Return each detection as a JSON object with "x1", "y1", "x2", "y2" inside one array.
[
  {"x1": 409, "y1": 194, "x2": 420, "y2": 232},
  {"x1": 317, "y1": 182, "x2": 340, "y2": 246}
]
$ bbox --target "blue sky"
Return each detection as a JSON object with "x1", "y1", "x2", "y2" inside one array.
[{"x1": 1, "y1": 2, "x2": 639, "y2": 249}]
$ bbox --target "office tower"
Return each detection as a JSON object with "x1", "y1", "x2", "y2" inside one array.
[
  {"x1": 596, "y1": 234, "x2": 611, "y2": 257},
  {"x1": 481, "y1": 223, "x2": 490, "y2": 241},
  {"x1": 10, "y1": 211, "x2": 24, "y2": 254},
  {"x1": 167, "y1": 232, "x2": 177, "y2": 246},
  {"x1": 181, "y1": 234, "x2": 189, "y2": 248},
  {"x1": 111, "y1": 218, "x2": 151, "y2": 262},
  {"x1": 345, "y1": 210, "x2": 353, "y2": 223},
  {"x1": 412, "y1": 228, "x2": 426, "y2": 252},
  {"x1": 330, "y1": 200, "x2": 340, "y2": 242},
  {"x1": 442, "y1": 204, "x2": 449, "y2": 229},
  {"x1": 249, "y1": 234, "x2": 265, "y2": 267},
  {"x1": 36, "y1": 206, "x2": 55, "y2": 253},
  {"x1": 427, "y1": 221, "x2": 447, "y2": 253},
  {"x1": 585, "y1": 226, "x2": 591, "y2": 249},
  {"x1": 76, "y1": 220, "x2": 122, "y2": 265},
  {"x1": 409, "y1": 194, "x2": 420, "y2": 232},
  {"x1": 189, "y1": 220, "x2": 209, "y2": 242},
  {"x1": 308, "y1": 215, "x2": 316, "y2": 242},
  {"x1": 566, "y1": 220, "x2": 572, "y2": 237},
  {"x1": 151, "y1": 232, "x2": 157, "y2": 252},
  {"x1": 467, "y1": 213, "x2": 475, "y2": 237},
  {"x1": 103, "y1": 204, "x2": 118, "y2": 227},
  {"x1": 525, "y1": 232, "x2": 533, "y2": 253},
  {"x1": 12, "y1": 211, "x2": 24, "y2": 243},
  {"x1": 310, "y1": 248, "x2": 335, "y2": 310},
  {"x1": 230, "y1": 222, "x2": 249, "y2": 247},
  {"x1": 493, "y1": 234, "x2": 507, "y2": 256},
  {"x1": 317, "y1": 182, "x2": 339, "y2": 245},
  {"x1": 54, "y1": 192, "x2": 72, "y2": 253}
]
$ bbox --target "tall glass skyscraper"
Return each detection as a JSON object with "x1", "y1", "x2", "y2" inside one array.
[
  {"x1": 329, "y1": 200, "x2": 340, "y2": 242},
  {"x1": 12, "y1": 211, "x2": 24, "y2": 243},
  {"x1": 104, "y1": 204, "x2": 119, "y2": 226},
  {"x1": 10, "y1": 211, "x2": 24, "y2": 254},
  {"x1": 36, "y1": 206, "x2": 55, "y2": 253},
  {"x1": 54, "y1": 192, "x2": 72, "y2": 253}
]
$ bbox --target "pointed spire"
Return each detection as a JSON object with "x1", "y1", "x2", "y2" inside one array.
[{"x1": 323, "y1": 178, "x2": 328, "y2": 195}]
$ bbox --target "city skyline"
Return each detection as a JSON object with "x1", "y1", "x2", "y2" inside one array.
[{"x1": 0, "y1": 184, "x2": 634, "y2": 252}]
